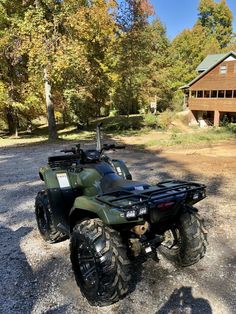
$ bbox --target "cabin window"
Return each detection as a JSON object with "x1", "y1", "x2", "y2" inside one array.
[
  {"x1": 211, "y1": 90, "x2": 218, "y2": 98},
  {"x1": 189, "y1": 90, "x2": 236, "y2": 98},
  {"x1": 220, "y1": 65, "x2": 227, "y2": 74},
  {"x1": 234, "y1": 64, "x2": 236, "y2": 73},
  {"x1": 197, "y1": 90, "x2": 203, "y2": 98},
  {"x1": 226, "y1": 90, "x2": 233, "y2": 98},
  {"x1": 218, "y1": 90, "x2": 225, "y2": 98},
  {"x1": 204, "y1": 91, "x2": 210, "y2": 98},
  {"x1": 191, "y1": 91, "x2": 196, "y2": 98}
]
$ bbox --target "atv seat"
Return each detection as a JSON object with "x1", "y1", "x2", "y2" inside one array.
[{"x1": 101, "y1": 173, "x2": 150, "y2": 193}]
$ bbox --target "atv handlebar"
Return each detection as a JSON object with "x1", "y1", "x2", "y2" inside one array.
[
  {"x1": 61, "y1": 144, "x2": 81, "y2": 155},
  {"x1": 60, "y1": 144, "x2": 125, "y2": 156},
  {"x1": 61, "y1": 149, "x2": 75, "y2": 154},
  {"x1": 102, "y1": 144, "x2": 125, "y2": 151}
]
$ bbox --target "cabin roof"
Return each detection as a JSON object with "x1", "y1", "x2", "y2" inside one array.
[{"x1": 181, "y1": 51, "x2": 236, "y2": 90}]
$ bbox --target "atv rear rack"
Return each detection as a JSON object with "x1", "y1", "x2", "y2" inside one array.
[{"x1": 96, "y1": 180, "x2": 206, "y2": 209}]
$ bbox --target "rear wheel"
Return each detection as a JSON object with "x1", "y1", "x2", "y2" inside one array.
[
  {"x1": 159, "y1": 208, "x2": 207, "y2": 266},
  {"x1": 35, "y1": 190, "x2": 67, "y2": 243},
  {"x1": 70, "y1": 218, "x2": 131, "y2": 306}
]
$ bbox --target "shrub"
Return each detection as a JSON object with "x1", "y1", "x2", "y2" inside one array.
[
  {"x1": 227, "y1": 123, "x2": 236, "y2": 134},
  {"x1": 103, "y1": 115, "x2": 143, "y2": 132},
  {"x1": 109, "y1": 109, "x2": 119, "y2": 117},
  {"x1": 172, "y1": 90, "x2": 184, "y2": 112},
  {"x1": 100, "y1": 106, "x2": 110, "y2": 117},
  {"x1": 157, "y1": 110, "x2": 175, "y2": 130},
  {"x1": 143, "y1": 113, "x2": 158, "y2": 128}
]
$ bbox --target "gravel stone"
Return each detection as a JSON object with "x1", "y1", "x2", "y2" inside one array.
[{"x1": 0, "y1": 141, "x2": 235, "y2": 313}]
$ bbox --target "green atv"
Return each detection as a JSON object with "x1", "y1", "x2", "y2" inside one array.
[{"x1": 35, "y1": 123, "x2": 207, "y2": 306}]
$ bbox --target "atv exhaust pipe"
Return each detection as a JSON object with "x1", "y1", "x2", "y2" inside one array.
[{"x1": 132, "y1": 222, "x2": 149, "y2": 235}]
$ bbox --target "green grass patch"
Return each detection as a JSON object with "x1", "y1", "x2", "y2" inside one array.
[
  {"x1": 142, "y1": 127, "x2": 235, "y2": 149},
  {"x1": 1, "y1": 115, "x2": 236, "y2": 149}
]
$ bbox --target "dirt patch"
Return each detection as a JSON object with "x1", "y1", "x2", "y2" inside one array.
[{"x1": 0, "y1": 141, "x2": 235, "y2": 313}]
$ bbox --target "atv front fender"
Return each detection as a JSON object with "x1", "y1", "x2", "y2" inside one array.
[
  {"x1": 70, "y1": 196, "x2": 132, "y2": 226},
  {"x1": 111, "y1": 159, "x2": 132, "y2": 180}
]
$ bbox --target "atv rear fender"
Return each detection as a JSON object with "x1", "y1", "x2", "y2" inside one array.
[
  {"x1": 38, "y1": 166, "x2": 84, "y2": 228},
  {"x1": 69, "y1": 196, "x2": 141, "y2": 231}
]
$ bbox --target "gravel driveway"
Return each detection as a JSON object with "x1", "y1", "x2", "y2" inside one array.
[{"x1": 0, "y1": 141, "x2": 236, "y2": 314}]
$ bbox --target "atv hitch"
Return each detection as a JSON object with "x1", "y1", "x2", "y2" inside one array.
[{"x1": 141, "y1": 234, "x2": 164, "y2": 261}]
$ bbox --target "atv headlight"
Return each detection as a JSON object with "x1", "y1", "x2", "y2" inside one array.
[
  {"x1": 125, "y1": 205, "x2": 148, "y2": 220},
  {"x1": 125, "y1": 210, "x2": 137, "y2": 219},
  {"x1": 193, "y1": 193, "x2": 199, "y2": 200},
  {"x1": 138, "y1": 206, "x2": 148, "y2": 216},
  {"x1": 193, "y1": 191, "x2": 205, "y2": 200}
]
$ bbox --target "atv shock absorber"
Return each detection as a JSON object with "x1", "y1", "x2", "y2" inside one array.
[{"x1": 130, "y1": 222, "x2": 149, "y2": 257}]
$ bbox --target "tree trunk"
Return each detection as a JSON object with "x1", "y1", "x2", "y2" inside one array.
[
  {"x1": 62, "y1": 110, "x2": 66, "y2": 128},
  {"x1": 15, "y1": 112, "x2": 19, "y2": 137},
  {"x1": 6, "y1": 107, "x2": 16, "y2": 135},
  {"x1": 44, "y1": 68, "x2": 58, "y2": 140}
]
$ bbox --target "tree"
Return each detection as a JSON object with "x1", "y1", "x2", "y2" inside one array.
[
  {"x1": 198, "y1": 0, "x2": 233, "y2": 48},
  {"x1": 168, "y1": 0, "x2": 232, "y2": 91},
  {"x1": 0, "y1": 1, "x2": 44, "y2": 135},
  {"x1": 113, "y1": 0, "x2": 154, "y2": 114},
  {"x1": 143, "y1": 19, "x2": 173, "y2": 112},
  {"x1": 170, "y1": 24, "x2": 220, "y2": 87},
  {"x1": 54, "y1": 0, "x2": 118, "y2": 125},
  {"x1": 18, "y1": 0, "x2": 63, "y2": 139}
]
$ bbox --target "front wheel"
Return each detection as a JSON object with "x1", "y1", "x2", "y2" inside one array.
[
  {"x1": 159, "y1": 208, "x2": 207, "y2": 266},
  {"x1": 70, "y1": 219, "x2": 131, "y2": 306}
]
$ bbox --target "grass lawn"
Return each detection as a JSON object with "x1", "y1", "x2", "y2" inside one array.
[
  {"x1": 114, "y1": 127, "x2": 236, "y2": 150},
  {"x1": 0, "y1": 115, "x2": 235, "y2": 149}
]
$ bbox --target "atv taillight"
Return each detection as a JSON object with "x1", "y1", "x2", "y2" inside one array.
[{"x1": 156, "y1": 201, "x2": 175, "y2": 210}]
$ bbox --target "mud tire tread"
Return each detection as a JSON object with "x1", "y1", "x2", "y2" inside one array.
[
  {"x1": 160, "y1": 208, "x2": 207, "y2": 267},
  {"x1": 70, "y1": 218, "x2": 131, "y2": 306}
]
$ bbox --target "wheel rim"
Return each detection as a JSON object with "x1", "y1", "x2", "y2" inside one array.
[
  {"x1": 162, "y1": 229, "x2": 180, "y2": 249},
  {"x1": 77, "y1": 241, "x2": 98, "y2": 290},
  {"x1": 37, "y1": 203, "x2": 49, "y2": 235}
]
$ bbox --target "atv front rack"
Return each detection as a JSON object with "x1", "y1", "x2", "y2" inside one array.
[
  {"x1": 96, "y1": 180, "x2": 206, "y2": 209},
  {"x1": 48, "y1": 154, "x2": 81, "y2": 168}
]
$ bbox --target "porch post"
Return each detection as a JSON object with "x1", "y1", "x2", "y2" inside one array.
[{"x1": 214, "y1": 110, "x2": 220, "y2": 127}]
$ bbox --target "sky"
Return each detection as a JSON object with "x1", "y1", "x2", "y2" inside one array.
[{"x1": 150, "y1": 0, "x2": 236, "y2": 40}]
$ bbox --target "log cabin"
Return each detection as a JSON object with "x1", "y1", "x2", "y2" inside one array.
[{"x1": 181, "y1": 51, "x2": 236, "y2": 126}]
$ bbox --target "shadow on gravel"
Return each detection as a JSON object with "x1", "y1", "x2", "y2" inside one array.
[
  {"x1": 156, "y1": 286, "x2": 212, "y2": 314},
  {"x1": 0, "y1": 225, "x2": 71, "y2": 313},
  {"x1": 202, "y1": 241, "x2": 236, "y2": 312},
  {"x1": 42, "y1": 304, "x2": 70, "y2": 314},
  {"x1": 129, "y1": 257, "x2": 145, "y2": 296},
  {"x1": 0, "y1": 226, "x2": 37, "y2": 314}
]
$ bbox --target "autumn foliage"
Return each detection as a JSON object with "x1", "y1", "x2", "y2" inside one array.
[{"x1": 0, "y1": 0, "x2": 234, "y2": 137}]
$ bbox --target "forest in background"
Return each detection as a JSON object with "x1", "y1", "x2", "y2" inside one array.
[{"x1": 0, "y1": 0, "x2": 235, "y2": 139}]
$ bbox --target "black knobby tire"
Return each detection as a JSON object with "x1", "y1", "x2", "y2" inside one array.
[
  {"x1": 70, "y1": 218, "x2": 131, "y2": 306},
  {"x1": 159, "y1": 208, "x2": 207, "y2": 266},
  {"x1": 35, "y1": 190, "x2": 67, "y2": 243}
]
